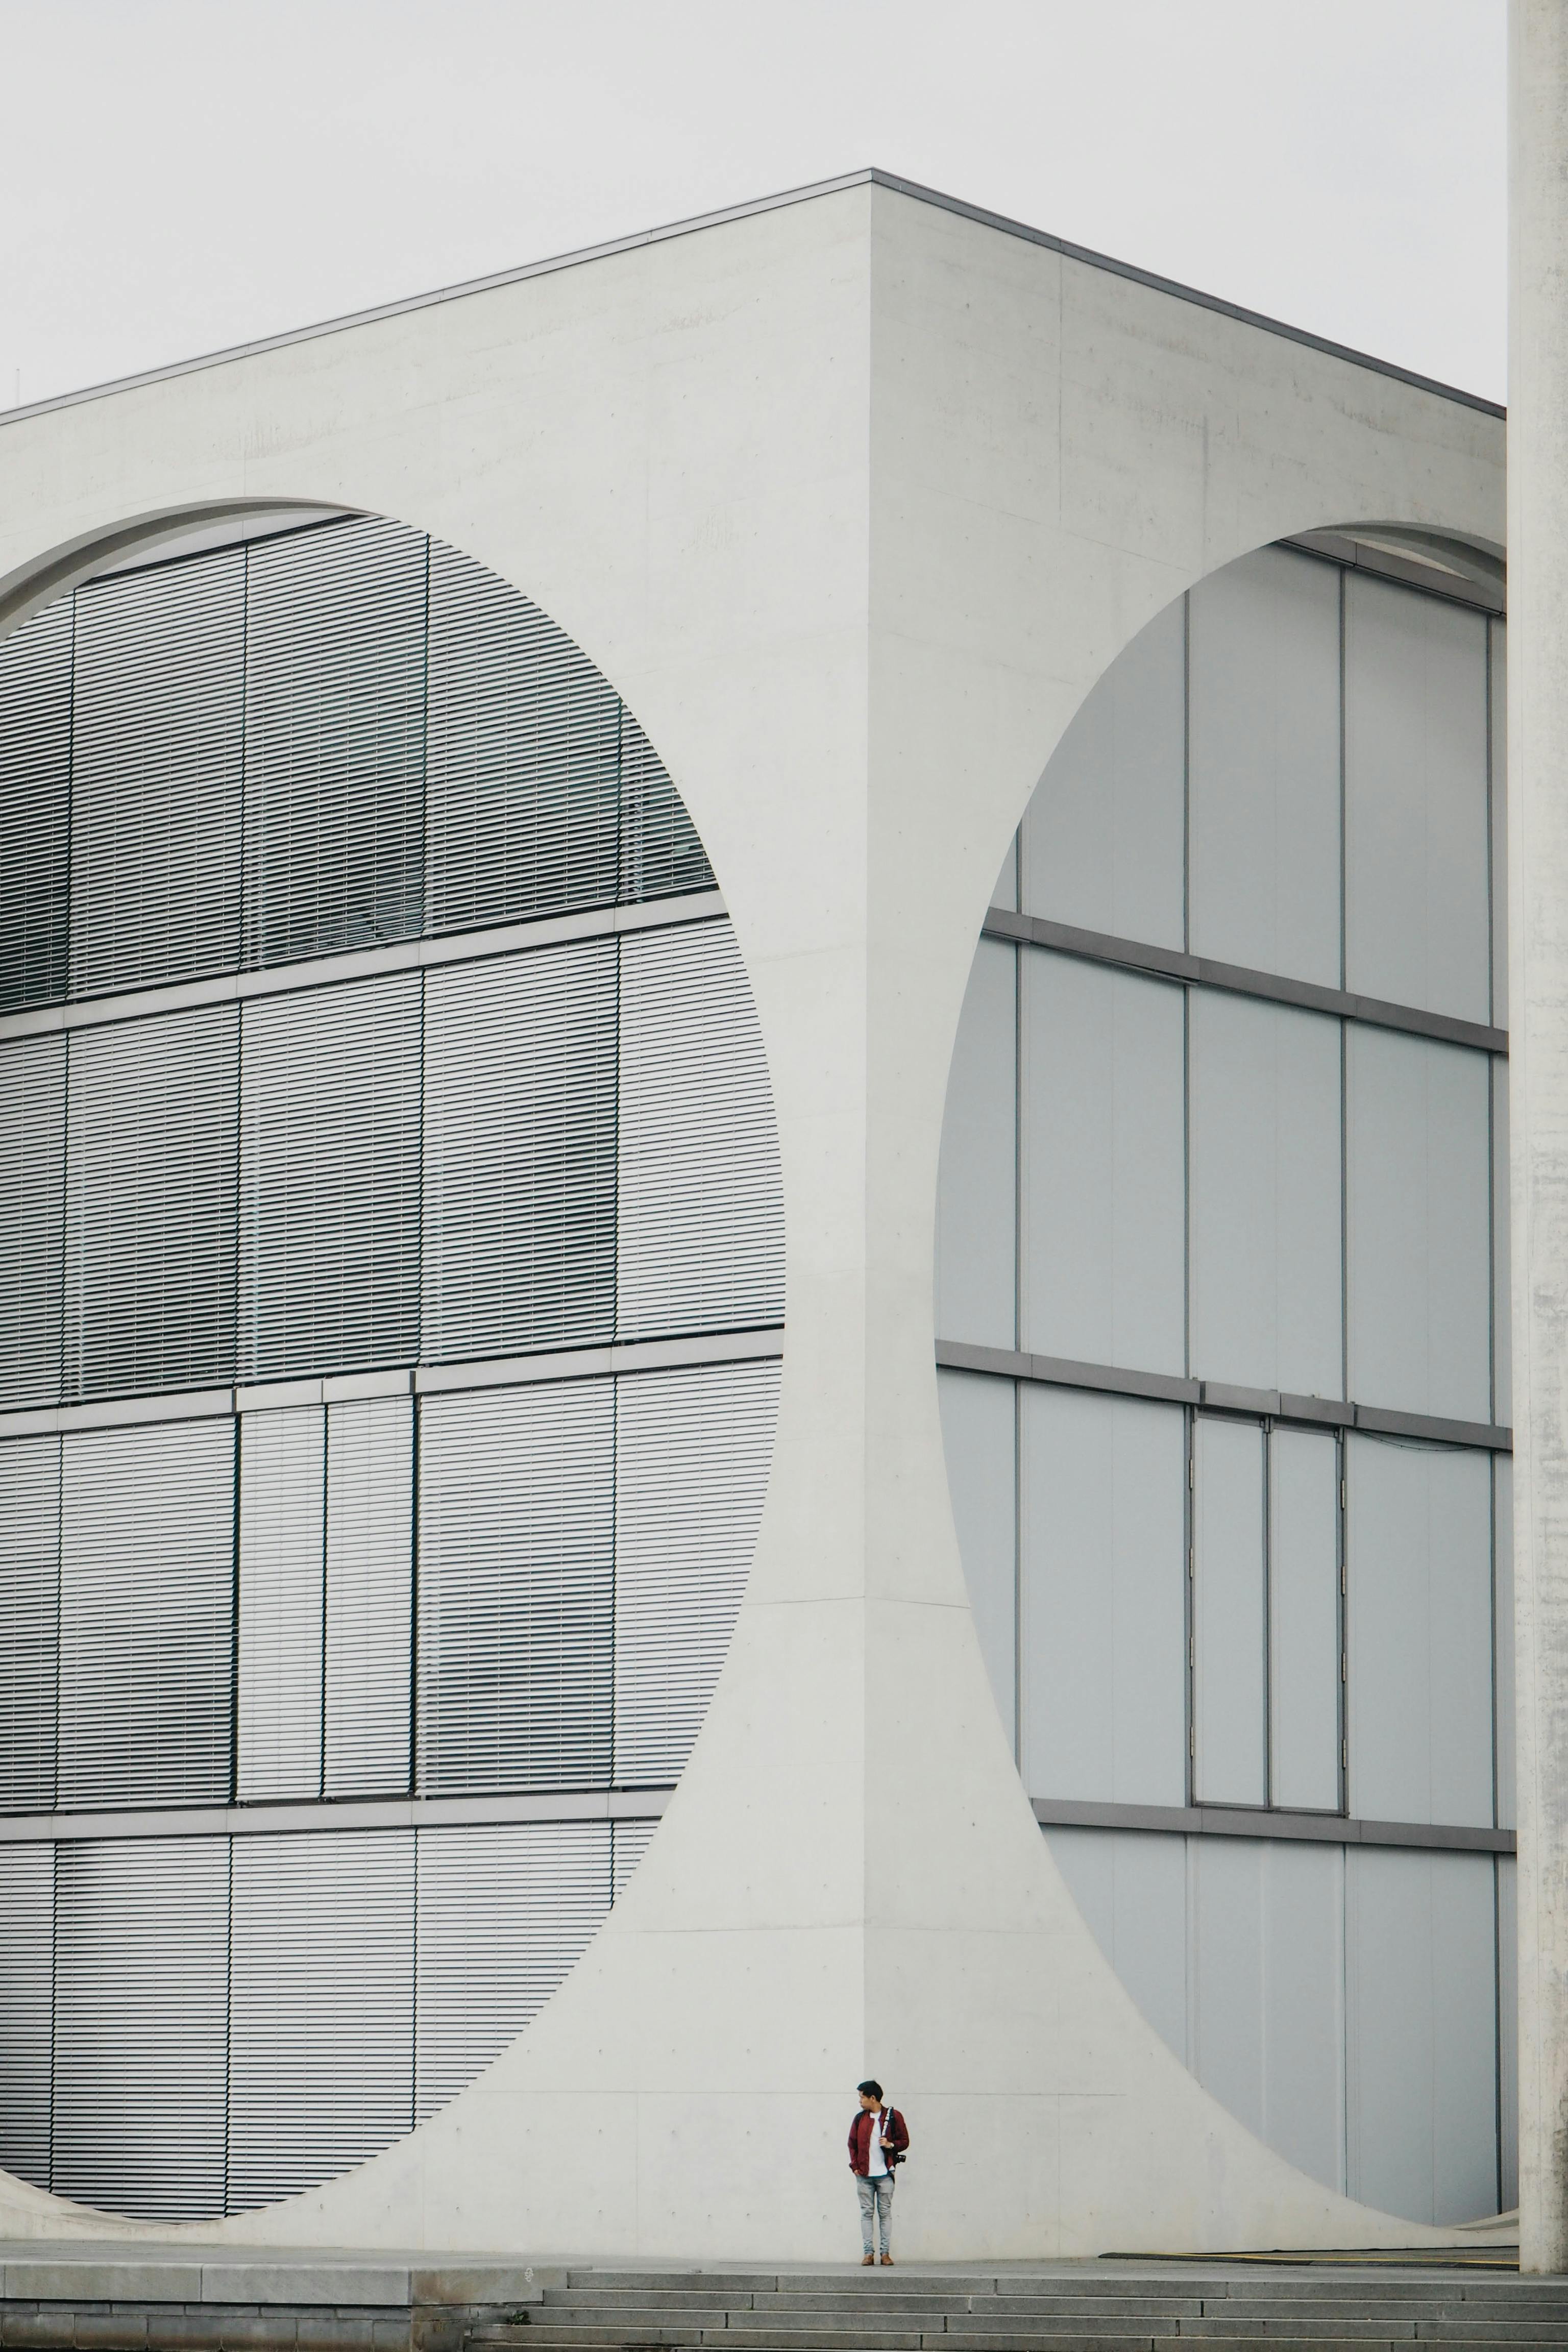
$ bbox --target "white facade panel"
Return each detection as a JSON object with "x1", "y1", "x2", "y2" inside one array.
[
  {"x1": 936, "y1": 1368, "x2": 1017, "y2": 1753},
  {"x1": 1192, "y1": 1417, "x2": 1266, "y2": 1807},
  {"x1": 237, "y1": 1406, "x2": 325, "y2": 1804},
  {"x1": 935, "y1": 938, "x2": 1016, "y2": 1350},
  {"x1": 1268, "y1": 1428, "x2": 1341, "y2": 1814},
  {"x1": 1043, "y1": 1826, "x2": 1188, "y2": 2067}
]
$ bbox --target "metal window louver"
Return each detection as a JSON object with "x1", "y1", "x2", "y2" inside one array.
[
  {"x1": 611, "y1": 1817, "x2": 656, "y2": 1902},
  {"x1": 63, "y1": 1004, "x2": 239, "y2": 1400},
  {"x1": 58, "y1": 1419, "x2": 235, "y2": 1810},
  {"x1": 237, "y1": 1407, "x2": 325, "y2": 1803},
  {"x1": 243, "y1": 519, "x2": 428, "y2": 968},
  {"x1": 421, "y1": 942, "x2": 617, "y2": 1362},
  {"x1": 424, "y1": 538, "x2": 620, "y2": 932},
  {"x1": 68, "y1": 550, "x2": 244, "y2": 996},
  {"x1": 0, "y1": 1842, "x2": 53, "y2": 2189},
  {"x1": 226, "y1": 1828, "x2": 414, "y2": 2212},
  {"x1": 238, "y1": 972, "x2": 422, "y2": 1379},
  {"x1": 612, "y1": 1358, "x2": 780, "y2": 1786},
  {"x1": 0, "y1": 1033, "x2": 65, "y2": 1408},
  {"x1": 418, "y1": 1380, "x2": 613, "y2": 1796},
  {"x1": 324, "y1": 1397, "x2": 412, "y2": 1797},
  {"x1": 618, "y1": 708, "x2": 714, "y2": 905},
  {"x1": 0, "y1": 1436, "x2": 60, "y2": 1811},
  {"x1": 51, "y1": 1836, "x2": 230, "y2": 2221},
  {"x1": 616, "y1": 921, "x2": 786, "y2": 1338},
  {"x1": 0, "y1": 595, "x2": 71, "y2": 1008},
  {"x1": 413, "y1": 1820, "x2": 609, "y2": 2122}
]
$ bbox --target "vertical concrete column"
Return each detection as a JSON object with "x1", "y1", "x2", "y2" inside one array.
[{"x1": 1511, "y1": 0, "x2": 1568, "y2": 2277}]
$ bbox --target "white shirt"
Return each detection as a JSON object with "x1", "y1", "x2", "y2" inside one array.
[{"x1": 866, "y1": 2110, "x2": 888, "y2": 2177}]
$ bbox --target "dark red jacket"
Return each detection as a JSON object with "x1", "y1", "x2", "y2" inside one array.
[{"x1": 848, "y1": 2105, "x2": 909, "y2": 2176}]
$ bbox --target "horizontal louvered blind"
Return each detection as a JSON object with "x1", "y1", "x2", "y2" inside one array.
[
  {"x1": 0, "y1": 1436, "x2": 60, "y2": 1811},
  {"x1": 227, "y1": 1828, "x2": 414, "y2": 2212},
  {"x1": 244, "y1": 519, "x2": 427, "y2": 967},
  {"x1": 58, "y1": 1419, "x2": 235, "y2": 1809},
  {"x1": 618, "y1": 709, "x2": 713, "y2": 904},
  {"x1": 614, "y1": 1358, "x2": 780, "y2": 1785},
  {"x1": 616, "y1": 921, "x2": 785, "y2": 1337},
  {"x1": 324, "y1": 1398, "x2": 412, "y2": 1797},
  {"x1": 0, "y1": 1842, "x2": 53, "y2": 2189},
  {"x1": 413, "y1": 1821, "x2": 609, "y2": 2122},
  {"x1": 0, "y1": 595, "x2": 71, "y2": 1008},
  {"x1": 52, "y1": 1836, "x2": 230, "y2": 2221},
  {"x1": 422, "y1": 943, "x2": 617, "y2": 1361},
  {"x1": 237, "y1": 1407, "x2": 325, "y2": 1803},
  {"x1": 238, "y1": 972, "x2": 422, "y2": 1379},
  {"x1": 425, "y1": 537, "x2": 620, "y2": 933},
  {"x1": 64, "y1": 1004, "x2": 238, "y2": 1400},
  {"x1": 69, "y1": 549, "x2": 244, "y2": 996},
  {"x1": 418, "y1": 1381, "x2": 613, "y2": 1795},
  {"x1": 611, "y1": 1817, "x2": 656, "y2": 1903},
  {"x1": 0, "y1": 1033, "x2": 65, "y2": 1408}
]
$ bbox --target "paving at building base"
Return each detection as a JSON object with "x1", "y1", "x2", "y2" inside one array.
[{"x1": 1, "y1": 2250, "x2": 1565, "y2": 2352}]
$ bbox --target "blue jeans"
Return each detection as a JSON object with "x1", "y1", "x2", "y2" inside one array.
[{"x1": 855, "y1": 2170, "x2": 894, "y2": 2256}]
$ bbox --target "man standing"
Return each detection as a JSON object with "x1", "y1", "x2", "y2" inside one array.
[{"x1": 847, "y1": 2079, "x2": 909, "y2": 2265}]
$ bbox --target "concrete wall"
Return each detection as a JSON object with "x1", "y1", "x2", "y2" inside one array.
[{"x1": 0, "y1": 177, "x2": 1508, "y2": 2256}]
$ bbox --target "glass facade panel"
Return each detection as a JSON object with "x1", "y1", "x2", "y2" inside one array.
[
  {"x1": 0, "y1": 597, "x2": 71, "y2": 1009},
  {"x1": 1192, "y1": 1417, "x2": 1266, "y2": 1807},
  {"x1": 324, "y1": 1398, "x2": 413, "y2": 1798},
  {"x1": 1268, "y1": 1428, "x2": 1341, "y2": 1813},
  {"x1": 0, "y1": 1842, "x2": 53, "y2": 2189},
  {"x1": 937, "y1": 1369, "x2": 1018, "y2": 1753},
  {"x1": 935, "y1": 938, "x2": 1017, "y2": 1351},
  {"x1": 237, "y1": 1407, "x2": 325, "y2": 1804},
  {"x1": 0, "y1": 1034, "x2": 65, "y2": 1408},
  {"x1": 0, "y1": 1436, "x2": 60, "y2": 1812}
]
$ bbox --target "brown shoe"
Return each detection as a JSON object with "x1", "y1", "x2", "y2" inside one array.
[
  {"x1": 861, "y1": 2253, "x2": 874, "y2": 2266},
  {"x1": 880, "y1": 2255, "x2": 894, "y2": 2266}
]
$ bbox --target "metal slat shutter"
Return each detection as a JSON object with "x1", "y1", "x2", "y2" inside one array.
[
  {"x1": 0, "y1": 1033, "x2": 65, "y2": 1408},
  {"x1": 59, "y1": 1419, "x2": 235, "y2": 1810},
  {"x1": 237, "y1": 1407, "x2": 325, "y2": 1803},
  {"x1": 0, "y1": 1436, "x2": 60, "y2": 1811},
  {"x1": 69, "y1": 550, "x2": 244, "y2": 996},
  {"x1": 617, "y1": 709, "x2": 714, "y2": 905},
  {"x1": 611, "y1": 1818, "x2": 655, "y2": 1902},
  {"x1": 418, "y1": 1381, "x2": 612, "y2": 1795},
  {"x1": 616, "y1": 921, "x2": 786, "y2": 1339},
  {"x1": 422, "y1": 942, "x2": 616, "y2": 1362},
  {"x1": 613, "y1": 1358, "x2": 781, "y2": 1785},
  {"x1": 424, "y1": 537, "x2": 620, "y2": 933},
  {"x1": 227, "y1": 1828, "x2": 414, "y2": 2211},
  {"x1": 324, "y1": 1398, "x2": 412, "y2": 1797},
  {"x1": 0, "y1": 1843, "x2": 53, "y2": 2189},
  {"x1": 52, "y1": 1836, "x2": 229, "y2": 2220},
  {"x1": 0, "y1": 596, "x2": 71, "y2": 1008},
  {"x1": 63, "y1": 1004, "x2": 239, "y2": 1400},
  {"x1": 238, "y1": 973, "x2": 422, "y2": 1379},
  {"x1": 413, "y1": 1821, "x2": 609, "y2": 2122},
  {"x1": 243, "y1": 519, "x2": 428, "y2": 968}
]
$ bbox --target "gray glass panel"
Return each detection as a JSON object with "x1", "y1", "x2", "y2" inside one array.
[
  {"x1": 422, "y1": 941, "x2": 617, "y2": 1361},
  {"x1": 616, "y1": 921, "x2": 785, "y2": 1340},
  {"x1": 227, "y1": 1828, "x2": 413, "y2": 2211},
  {"x1": 1495, "y1": 1457, "x2": 1514, "y2": 1833},
  {"x1": 237, "y1": 1407, "x2": 325, "y2": 1804},
  {"x1": 1346, "y1": 1436, "x2": 1493, "y2": 1829},
  {"x1": 0, "y1": 1843, "x2": 52, "y2": 2188},
  {"x1": 1020, "y1": 1385, "x2": 1186, "y2": 1805},
  {"x1": 414, "y1": 1821, "x2": 610, "y2": 2122},
  {"x1": 613, "y1": 1358, "x2": 780, "y2": 1787},
  {"x1": 1188, "y1": 993, "x2": 1342, "y2": 1399},
  {"x1": 1043, "y1": 1826, "x2": 1187, "y2": 2065},
  {"x1": 243, "y1": 518, "x2": 427, "y2": 968},
  {"x1": 1345, "y1": 574, "x2": 1490, "y2": 1023},
  {"x1": 936, "y1": 1369, "x2": 1018, "y2": 1754},
  {"x1": 1020, "y1": 598, "x2": 1185, "y2": 949},
  {"x1": 1019, "y1": 951, "x2": 1184, "y2": 1376},
  {"x1": 935, "y1": 939, "x2": 1016, "y2": 1351},
  {"x1": 0, "y1": 1436, "x2": 60, "y2": 1811},
  {"x1": 59, "y1": 1419, "x2": 234, "y2": 1810},
  {"x1": 1269, "y1": 1428, "x2": 1341, "y2": 1814},
  {"x1": 0, "y1": 1034, "x2": 64, "y2": 1408},
  {"x1": 618, "y1": 710, "x2": 714, "y2": 906},
  {"x1": 69, "y1": 549, "x2": 244, "y2": 995},
  {"x1": 324, "y1": 1398, "x2": 412, "y2": 1798},
  {"x1": 1491, "y1": 620, "x2": 1508, "y2": 1028},
  {"x1": 238, "y1": 972, "x2": 422, "y2": 1380},
  {"x1": 1345, "y1": 1846, "x2": 1500, "y2": 2224},
  {"x1": 1188, "y1": 546, "x2": 1342, "y2": 987},
  {"x1": 425, "y1": 535, "x2": 620, "y2": 930},
  {"x1": 52, "y1": 1836, "x2": 229, "y2": 2221},
  {"x1": 64, "y1": 1004, "x2": 238, "y2": 1400},
  {"x1": 1494, "y1": 1059, "x2": 1511, "y2": 1429},
  {"x1": 0, "y1": 595, "x2": 71, "y2": 1008},
  {"x1": 1346, "y1": 1027, "x2": 1491, "y2": 1425},
  {"x1": 1193, "y1": 1417, "x2": 1266, "y2": 1807},
  {"x1": 1499, "y1": 1853, "x2": 1517, "y2": 2214},
  {"x1": 419, "y1": 1381, "x2": 613, "y2": 1795}
]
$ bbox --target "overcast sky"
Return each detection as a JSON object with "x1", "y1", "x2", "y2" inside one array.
[{"x1": 0, "y1": 0, "x2": 1506, "y2": 414}]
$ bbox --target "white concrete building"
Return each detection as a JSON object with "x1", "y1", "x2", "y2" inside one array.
[{"x1": 0, "y1": 170, "x2": 1519, "y2": 2261}]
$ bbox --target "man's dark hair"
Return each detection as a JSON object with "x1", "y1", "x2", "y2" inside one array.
[{"x1": 857, "y1": 2078, "x2": 883, "y2": 2100}]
